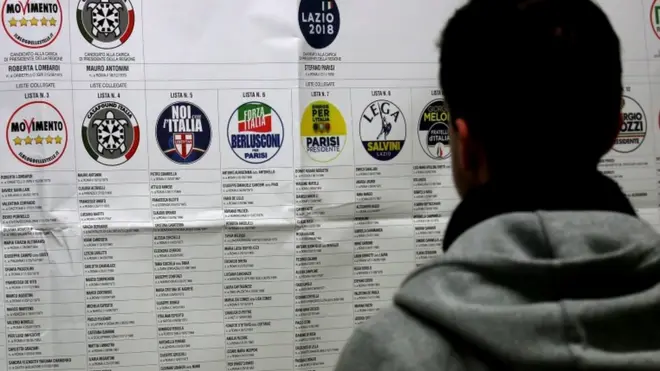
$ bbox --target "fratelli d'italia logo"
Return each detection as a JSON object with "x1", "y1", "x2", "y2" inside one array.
[
  {"x1": 2, "y1": 0, "x2": 63, "y2": 48},
  {"x1": 652, "y1": 0, "x2": 660, "y2": 40},
  {"x1": 82, "y1": 101, "x2": 140, "y2": 166},
  {"x1": 299, "y1": 0, "x2": 340, "y2": 49},
  {"x1": 301, "y1": 100, "x2": 347, "y2": 162},
  {"x1": 77, "y1": 0, "x2": 135, "y2": 49},
  {"x1": 612, "y1": 95, "x2": 646, "y2": 154},
  {"x1": 227, "y1": 102, "x2": 284, "y2": 164},
  {"x1": 156, "y1": 102, "x2": 211, "y2": 164},
  {"x1": 418, "y1": 99, "x2": 451, "y2": 160},
  {"x1": 359, "y1": 100, "x2": 406, "y2": 161}
]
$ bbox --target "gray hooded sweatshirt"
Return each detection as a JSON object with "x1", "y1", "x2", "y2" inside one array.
[{"x1": 335, "y1": 172, "x2": 660, "y2": 370}]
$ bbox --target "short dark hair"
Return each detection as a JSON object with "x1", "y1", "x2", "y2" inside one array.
[{"x1": 439, "y1": 0, "x2": 622, "y2": 173}]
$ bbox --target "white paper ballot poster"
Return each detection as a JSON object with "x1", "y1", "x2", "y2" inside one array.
[{"x1": 0, "y1": 0, "x2": 658, "y2": 370}]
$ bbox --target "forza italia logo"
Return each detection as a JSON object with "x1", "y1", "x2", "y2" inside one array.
[{"x1": 227, "y1": 102, "x2": 284, "y2": 164}]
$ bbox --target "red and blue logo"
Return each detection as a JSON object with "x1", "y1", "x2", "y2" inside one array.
[{"x1": 156, "y1": 101, "x2": 212, "y2": 164}]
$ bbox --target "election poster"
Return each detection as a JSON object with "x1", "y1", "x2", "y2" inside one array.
[{"x1": 0, "y1": 0, "x2": 657, "y2": 370}]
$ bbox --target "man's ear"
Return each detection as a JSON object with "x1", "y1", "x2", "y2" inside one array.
[{"x1": 453, "y1": 118, "x2": 476, "y2": 171}]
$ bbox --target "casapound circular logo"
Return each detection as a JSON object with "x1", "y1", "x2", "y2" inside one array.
[
  {"x1": 298, "y1": 0, "x2": 340, "y2": 49},
  {"x1": 82, "y1": 101, "x2": 140, "y2": 166},
  {"x1": 77, "y1": 0, "x2": 135, "y2": 49}
]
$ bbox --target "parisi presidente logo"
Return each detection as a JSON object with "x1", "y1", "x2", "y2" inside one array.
[
  {"x1": 652, "y1": 0, "x2": 660, "y2": 40},
  {"x1": 6, "y1": 101, "x2": 68, "y2": 167},
  {"x1": 227, "y1": 102, "x2": 284, "y2": 164},
  {"x1": 300, "y1": 100, "x2": 347, "y2": 162},
  {"x1": 77, "y1": 0, "x2": 135, "y2": 49},
  {"x1": 156, "y1": 102, "x2": 212, "y2": 164},
  {"x1": 359, "y1": 99, "x2": 406, "y2": 161},
  {"x1": 2, "y1": 0, "x2": 63, "y2": 48}
]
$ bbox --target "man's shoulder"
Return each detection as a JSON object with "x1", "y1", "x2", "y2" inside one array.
[
  {"x1": 334, "y1": 305, "x2": 465, "y2": 371},
  {"x1": 446, "y1": 210, "x2": 657, "y2": 260}
]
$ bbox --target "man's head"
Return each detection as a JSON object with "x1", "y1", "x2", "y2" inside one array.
[{"x1": 439, "y1": 0, "x2": 622, "y2": 197}]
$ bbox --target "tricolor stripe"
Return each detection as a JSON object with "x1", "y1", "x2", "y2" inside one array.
[
  {"x1": 81, "y1": 126, "x2": 99, "y2": 162},
  {"x1": 76, "y1": 2, "x2": 135, "y2": 49}
]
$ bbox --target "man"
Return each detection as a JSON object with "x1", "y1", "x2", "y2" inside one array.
[{"x1": 335, "y1": 0, "x2": 660, "y2": 370}]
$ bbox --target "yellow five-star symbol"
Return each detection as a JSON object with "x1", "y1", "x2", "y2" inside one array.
[
  {"x1": 19, "y1": 17, "x2": 27, "y2": 27},
  {"x1": 45, "y1": 135, "x2": 53, "y2": 144},
  {"x1": 49, "y1": 17, "x2": 57, "y2": 26},
  {"x1": 40, "y1": 17, "x2": 48, "y2": 26},
  {"x1": 54, "y1": 136, "x2": 62, "y2": 144},
  {"x1": 35, "y1": 136, "x2": 43, "y2": 145},
  {"x1": 8, "y1": 17, "x2": 17, "y2": 27},
  {"x1": 13, "y1": 137, "x2": 22, "y2": 146},
  {"x1": 29, "y1": 17, "x2": 38, "y2": 26},
  {"x1": 24, "y1": 136, "x2": 33, "y2": 145}
]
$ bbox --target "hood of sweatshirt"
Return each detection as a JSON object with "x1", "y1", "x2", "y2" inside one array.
[{"x1": 394, "y1": 172, "x2": 660, "y2": 370}]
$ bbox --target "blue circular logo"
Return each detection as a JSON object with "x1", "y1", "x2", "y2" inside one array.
[
  {"x1": 298, "y1": 0, "x2": 340, "y2": 49},
  {"x1": 156, "y1": 101, "x2": 212, "y2": 164}
]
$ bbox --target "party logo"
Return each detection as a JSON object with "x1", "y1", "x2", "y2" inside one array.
[
  {"x1": 6, "y1": 101, "x2": 67, "y2": 167},
  {"x1": 301, "y1": 100, "x2": 347, "y2": 162},
  {"x1": 77, "y1": 0, "x2": 135, "y2": 49},
  {"x1": 359, "y1": 99, "x2": 406, "y2": 161},
  {"x1": 227, "y1": 101, "x2": 284, "y2": 164},
  {"x1": 2, "y1": 0, "x2": 63, "y2": 48},
  {"x1": 156, "y1": 102, "x2": 211, "y2": 164},
  {"x1": 82, "y1": 101, "x2": 140, "y2": 166},
  {"x1": 418, "y1": 99, "x2": 451, "y2": 160}
]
